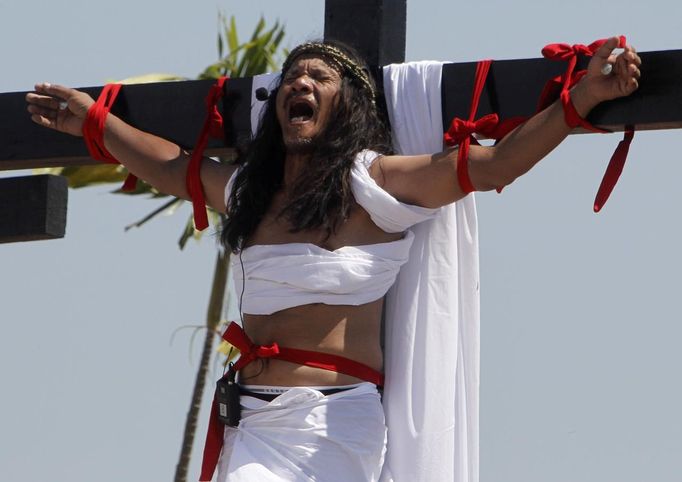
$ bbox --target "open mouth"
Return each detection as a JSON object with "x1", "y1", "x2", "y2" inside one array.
[{"x1": 288, "y1": 99, "x2": 315, "y2": 123}]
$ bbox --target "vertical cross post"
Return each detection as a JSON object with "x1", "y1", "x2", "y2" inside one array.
[
  {"x1": 324, "y1": 0, "x2": 406, "y2": 350},
  {"x1": 324, "y1": 0, "x2": 407, "y2": 66}
]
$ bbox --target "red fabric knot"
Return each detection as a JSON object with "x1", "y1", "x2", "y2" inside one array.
[
  {"x1": 186, "y1": 76, "x2": 229, "y2": 231},
  {"x1": 560, "y1": 89, "x2": 609, "y2": 134},
  {"x1": 199, "y1": 321, "x2": 281, "y2": 482},
  {"x1": 205, "y1": 82, "x2": 226, "y2": 139},
  {"x1": 541, "y1": 41, "x2": 599, "y2": 62},
  {"x1": 541, "y1": 41, "x2": 601, "y2": 93},
  {"x1": 538, "y1": 36, "x2": 627, "y2": 112},
  {"x1": 443, "y1": 59, "x2": 495, "y2": 194},
  {"x1": 82, "y1": 84, "x2": 138, "y2": 191},
  {"x1": 543, "y1": 36, "x2": 633, "y2": 212},
  {"x1": 222, "y1": 321, "x2": 280, "y2": 371},
  {"x1": 444, "y1": 113, "x2": 500, "y2": 146},
  {"x1": 542, "y1": 36, "x2": 625, "y2": 61},
  {"x1": 543, "y1": 42, "x2": 591, "y2": 106},
  {"x1": 199, "y1": 320, "x2": 386, "y2": 481},
  {"x1": 541, "y1": 37, "x2": 626, "y2": 132}
]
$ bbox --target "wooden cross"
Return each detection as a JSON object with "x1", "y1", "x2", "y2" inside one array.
[{"x1": 1, "y1": 0, "x2": 681, "y2": 243}]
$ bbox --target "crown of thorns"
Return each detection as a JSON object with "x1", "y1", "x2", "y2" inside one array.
[{"x1": 282, "y1": 42, "x2": 376, "y2": 101}]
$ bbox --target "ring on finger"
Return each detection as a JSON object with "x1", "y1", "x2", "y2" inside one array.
[
  {"x1": 600, "y1": 63, "x2": 613, "y2": 76},
  {"x1": 58, "y1": 101, "x2": 68, "y2": 110}
]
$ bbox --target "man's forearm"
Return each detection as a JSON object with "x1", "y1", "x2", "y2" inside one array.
[
  {"x1": 103, "y1": 114, "x2": 191, "y2": 200},
  {"x1": 469, "y1": 82, "x2": 600, "y2": 191}
]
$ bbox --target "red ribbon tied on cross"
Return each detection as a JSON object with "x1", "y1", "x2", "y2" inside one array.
[
  {"x1": 542, "y1": 36, "x2": 634, "y2": 212},
  {"x1": 541, "y1": 36, "x2": 626, "y2": 133},
  {"x1": 206, "y1": 81, "x2": 227, "y2": 139},
  {"x1": 186, "y1": 76, "x2": 229, "y2": 231},
  {"x1": 444, "y1": 114, "x2": 500, "y2": 146},
  {"x1": 443, "y1": 59, "x2": 498, "y2": 194},
  {"x1": 222, "y1": 321, "x2": 281, "y2": 371},
  {"x1": 83, "y1": 83, "x2": 138, "y2": 192},
  {"x1": 542, "y1": 36, "x2": 625, "y2": 92}
]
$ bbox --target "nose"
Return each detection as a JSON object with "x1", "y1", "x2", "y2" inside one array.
[{"x1": 289, "y1": 74, "x2": 313, "y2": 93}]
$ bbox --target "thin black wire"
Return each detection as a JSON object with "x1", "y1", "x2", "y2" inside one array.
[
  {"x1": 238, "y1": 248, "x2": 246, "y2": 326},
  {"x1": 221, "y1": 248, "x2": 245, "y2": 376},
  {"x1": 234, "y1": 248, "x2": 265, "y2": 381}
]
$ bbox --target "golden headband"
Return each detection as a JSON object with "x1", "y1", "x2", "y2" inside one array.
[{"x1": 282, "y1": 42, "x2": 376, "y2": 101}]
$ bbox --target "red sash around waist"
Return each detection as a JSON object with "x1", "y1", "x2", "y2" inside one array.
[{"x1": 199, "y1": 322, "x2": 384, "y2": 480}]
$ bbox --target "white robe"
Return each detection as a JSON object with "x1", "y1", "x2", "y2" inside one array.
[{"x1": 380, "y1": 62, "x2": 481, "y2": 482}]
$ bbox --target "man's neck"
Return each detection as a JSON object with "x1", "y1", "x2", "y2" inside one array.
[{"x1": 283, "y1": 152, "x2": 313, "y2": 191}]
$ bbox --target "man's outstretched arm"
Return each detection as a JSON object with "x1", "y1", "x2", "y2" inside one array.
[
  {"x1": 371, "y1": 37, "x2": 641, "y2": 208},
  {"x1": 26, "y1": 84, "x2": 235, "y2": 213}
]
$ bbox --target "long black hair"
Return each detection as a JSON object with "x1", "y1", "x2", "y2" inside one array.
[{"x1": 221, "y1": 40, "x2": 392, "y2": 252}]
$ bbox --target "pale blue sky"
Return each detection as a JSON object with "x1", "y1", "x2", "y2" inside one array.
[{"x1": 1, "y1": 1, "x2": 681, "y2": 481}]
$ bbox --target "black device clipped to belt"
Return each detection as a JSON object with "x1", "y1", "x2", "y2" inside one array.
[
  {"x1": 216, "y1": 364, "x2": 241, "y2": 427},
  {"x1": 215, "y1": 250, "x2": 247, "y2": 427}
]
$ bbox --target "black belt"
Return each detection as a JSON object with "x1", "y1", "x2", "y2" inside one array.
[{"x1": 238, "y1": 385, "x2": 353, "y2": 402}]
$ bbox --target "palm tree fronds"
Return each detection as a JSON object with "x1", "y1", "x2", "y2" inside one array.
[{"x1": 124, "y1": 198, "x2": 184, "y2": 231}]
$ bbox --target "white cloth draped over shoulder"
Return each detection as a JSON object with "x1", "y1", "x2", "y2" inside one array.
[
  {"x1": 228, "y1": 149, "x2": 440, "y2": 316},
  {"x1": 380, "y1": 62, "x2": 481, "y2": 482}
]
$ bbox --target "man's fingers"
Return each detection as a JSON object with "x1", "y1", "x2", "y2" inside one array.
[
  {"x1": 34, "y1": 82, "x2": 74, "y2": 100},
  {"x1": 620, "y1": 48, "x2": 641, "y2": 67},
  {"x1": 25, "y1": 92, "x2": 62, "y2": 110},
  {"x1": 625, "y1": 77, "x2": 639, "y2": 94},
  {"x1": 616, "y1": 68, "x2": 639, "y2": 96},
  {"x1": 594, "y1": 36, "x2": 621, "y2": 60},
  {"x1": 30, "y1": 113, "x2": 56, "y2": 129},
  {"x1": 614, "y1": 52, "x2": 641, "y2": 79},
  {"x1": 27, "y1": 104, "x2": 58, "y2": 120}
]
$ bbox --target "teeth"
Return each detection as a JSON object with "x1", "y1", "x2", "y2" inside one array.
[{"x1": 288, "y1": 99, "x2": 315, "y2": 122}]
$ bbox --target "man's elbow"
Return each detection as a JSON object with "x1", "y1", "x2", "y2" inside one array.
[{"x1": 470, "y1": 161, "x2": 518, "y2": 192}]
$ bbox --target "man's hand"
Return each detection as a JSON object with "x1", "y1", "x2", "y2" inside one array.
[
  {"x1": 571, "y1": 37, "x2": 642, "y2": 115},
  {"x1": 26, "y1": 83, "x2": 95, "y2": 137}
]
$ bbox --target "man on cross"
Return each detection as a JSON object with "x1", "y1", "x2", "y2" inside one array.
[{"x1": 26, "y1": 37, "x2": 640, "y2": 481}]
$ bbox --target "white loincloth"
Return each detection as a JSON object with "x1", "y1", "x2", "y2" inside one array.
[{"x1": 215, "y1": 382, "x2": 386, "y2": 481}]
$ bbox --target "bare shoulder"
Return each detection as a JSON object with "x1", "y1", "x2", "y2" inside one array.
[{"x1": 366, "y1": 150, "x2": 463, "y2": 208}]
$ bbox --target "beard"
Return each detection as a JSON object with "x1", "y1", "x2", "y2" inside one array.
[{"x1": 283, "y1": 134, "x2": 319, "y2": 155}]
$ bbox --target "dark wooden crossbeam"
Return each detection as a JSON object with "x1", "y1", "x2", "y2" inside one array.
[
  {"x1": 1, "y1": 0, "x2": 681, "y2": 243},
  {"x1": 1, "y1": 49, "x2": 680, "y2": 172},
  {"x1": 442, "y1": 49, "x2": 682, "y2": 133},
  {"x1": 0, "y1": 175, "x2": 67, "y2": 243},
  {"x1": 0, "y1": 78, "x2": 252, "y2": 171}
]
